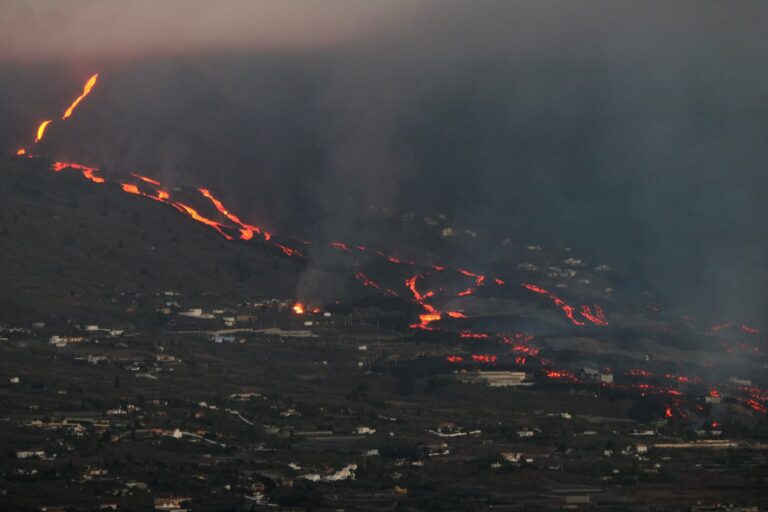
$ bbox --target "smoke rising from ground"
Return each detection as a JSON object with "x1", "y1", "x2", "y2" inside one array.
[{"x1": 1, "y1": 1, "x2": 767, "y2": 322}]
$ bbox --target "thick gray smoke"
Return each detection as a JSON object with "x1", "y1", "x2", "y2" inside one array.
[{"x1": 1, "y1": 1, "x2": 767, "y2": 322}]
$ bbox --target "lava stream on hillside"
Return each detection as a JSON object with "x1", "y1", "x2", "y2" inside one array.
[{"x1": 11, "y1": 72, "x2": 768, "y2": 422}]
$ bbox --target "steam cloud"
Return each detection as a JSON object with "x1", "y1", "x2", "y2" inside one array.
[{"x1": 1, "y1": 1, "x2": 767, "y2": 322}]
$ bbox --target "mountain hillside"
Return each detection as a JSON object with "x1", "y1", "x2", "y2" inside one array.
[{"x1": 0, "y1": 156, "x2": 302, "y2": 324}]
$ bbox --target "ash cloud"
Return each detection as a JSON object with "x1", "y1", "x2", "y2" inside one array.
[{"x1": 1, "y1": 1, "x2": 768, "y2": 322}]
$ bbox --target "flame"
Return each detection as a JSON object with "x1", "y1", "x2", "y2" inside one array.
[
  {"x1": 16, "y1": 148, "x2": 26, "y2": 156},
  {"x1": 292, "y1": 303, "x2": 305, "y2": 315},
  {"x1": 62, "y1": 74, "x2": 99, "y2": 120},
  {"x1": 35, "y1": 120, "x2": 53, "y2": 142}
]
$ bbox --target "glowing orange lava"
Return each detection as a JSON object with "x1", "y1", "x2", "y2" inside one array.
[
  {"x1": 62, "y1": 74, "x2": 99, "y2": 120},
  {"x1": 35, "y1": 120, "x2": 53, "y2": 142},
  {"x1": 131, "y1": 173, "x2": 162, "y2": 186}
]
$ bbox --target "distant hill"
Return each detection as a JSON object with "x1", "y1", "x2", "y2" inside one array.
[{"x1": 0, "y1": 156, "x2": 302, "y2": 324}]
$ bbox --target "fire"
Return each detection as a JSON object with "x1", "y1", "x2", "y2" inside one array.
[
  {"x1": 35, "y1": 120, "x2": 53, "y2": 142},
  {"x1": 16, "y1": 148, "x2": 26, "y2": 156},
  {"x1": 62, "y1": 74, "x2": 99, "y2": 120},
  {"x1": 292, "y1": 303, "x2": 305, "y2": 315}
]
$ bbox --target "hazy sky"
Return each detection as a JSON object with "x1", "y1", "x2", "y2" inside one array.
[{"x1": 0, "y1": 0, "x2": 425, "y2": 61}]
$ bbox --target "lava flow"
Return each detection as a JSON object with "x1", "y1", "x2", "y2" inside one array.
[
  {"x1": 35, "y1": 120, "x2": 53, "y2": 143},
  {"x1": 62, "y1": 74, "x2": 99, "y2": 119},
  {"x1": 52, "y1": 161, "x2": 105, "y2": 184},
  {"x1": 13, "y1": 72, "x2": 768, "y2": 422},
  {"x1": 18, "y1": 74, "x2": 101, "y2": 154},
  {"x1": 522, "y1": 283, "x2": 608, "y2": 326}
]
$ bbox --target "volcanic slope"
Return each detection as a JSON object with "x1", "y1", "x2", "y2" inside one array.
[{"x1": 0, "y1": 156, "x2": 301, "y2": 323}]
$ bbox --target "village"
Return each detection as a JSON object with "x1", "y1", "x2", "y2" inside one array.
[{"x1": 1, "y1": 289, "x2": 766, "y2": 511}]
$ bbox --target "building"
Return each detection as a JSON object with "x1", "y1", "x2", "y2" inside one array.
[
  {"x1": 455, "y1": 370, "x2": 531, "y2": 387},
  {"x1": 154, "y1": 497, "x2": 191, "y2": 511},
  {"x1": 581, "y1": 367, "x2": 614, "y2": 384}
]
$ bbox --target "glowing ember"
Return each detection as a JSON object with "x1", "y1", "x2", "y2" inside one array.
[{"x1": 62, "y1": 74, "x2": 99, "y2": 120}]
